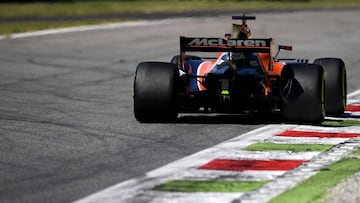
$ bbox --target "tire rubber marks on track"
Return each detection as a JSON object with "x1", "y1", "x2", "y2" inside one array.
[{"x1": 76, "y1": 100, "x2": 360, "y2": 203}]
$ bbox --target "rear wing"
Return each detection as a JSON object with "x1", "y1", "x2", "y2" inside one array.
[
  {"x1": 179, "y1": 36, "x2": 273, "y2": 69},
  {"x1": 180, "y1": 37, "x2": 272, "y2": 53}
]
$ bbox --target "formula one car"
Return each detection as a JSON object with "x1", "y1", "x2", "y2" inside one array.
[{"x1": 134, "y1": 15, "x2": 347, "y2": 123}]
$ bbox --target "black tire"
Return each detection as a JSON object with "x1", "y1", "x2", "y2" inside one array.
[
  {"x1": 134, "y1": 62, "x2": 179, "y2": 122},
  {"x1": 170, "y1": 55, "x2": 202, "y2": 67},
  {"x1": 314, "y1": 58, "x2": 347, "y2": 116},
  {"x1": 280, "y1": 63, "x2": 325, "y2": 123}
]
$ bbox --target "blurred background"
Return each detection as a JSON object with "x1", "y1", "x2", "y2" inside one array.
[{"x1": 0, "y1": 0, "x2": 358, "y2": 36}]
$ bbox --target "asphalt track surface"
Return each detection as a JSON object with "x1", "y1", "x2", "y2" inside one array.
[{"x1": 0, "y1": 10, "x2": 359, "y2": 203}]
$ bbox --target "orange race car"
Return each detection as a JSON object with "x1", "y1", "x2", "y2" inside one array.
[{"x1": 134, "y1": 15, "x2": 347, "y2": 123}]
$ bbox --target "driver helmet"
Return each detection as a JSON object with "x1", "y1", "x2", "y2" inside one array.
[{"x1": 232, "y1": 23, "x2": 252, "y2": 39}]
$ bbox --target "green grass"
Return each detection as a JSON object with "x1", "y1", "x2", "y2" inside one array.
[
  {"x1": 152, "y1": 149, "x2": 360, "y2": 197},
  {"x1": 322, "y1": 119, "x2": 360, "y2": 127},
  {"x1": 152, "y1": 179, "x2": 267, "y2": 192},
  {"x1": 1, "y1": 0, "x2": 360, "y2": 35},
  {"x1": 269, "y1": 158, "x2": 360, "y2": 203},
  {"x1": 352, "y1": 148, "x2": 360, "y2": 155},
  {"x1": 1, "y1": 0, "x2": 360, "y2": 18},
  {"x1": 245, "y1": 142, "x2": 333, "y2": 152}
]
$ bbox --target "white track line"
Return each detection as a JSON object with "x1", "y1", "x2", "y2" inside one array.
[
  {"x1": 347, "y1": 89, "x2": 360, "y2": 99},
  {"x1": 75, "y1": 125, "x2": 286, "y2": 203},
  {"x1": 211, "y1": 150, "x2": 319, "y2": 160},
  {"x1": 181, "y1": 169, "x2": 285, "y2": 181},
  {"x1": 0, "y1": 20, "x2": 175, "y2": 40},
  {"x1": 76, "y1": 123, "x2": 355, "y2": 203},
  {"x1": 265, "y1": 136, "x2": 349, "y2": 145},
  {"x1": 142, "y1": 191, "x2": 244, "y2": 203},
  {"x1": 76, "y1": 87, "x2": 360, "y2": 202}
]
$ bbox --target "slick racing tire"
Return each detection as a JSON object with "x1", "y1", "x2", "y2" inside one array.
[
  {"x1": 170, "y1": 55, "x2": 202, "y2": 67},
  {"x1": 314, "y1": 58, "x2": 347, "y2": 116},
  {"x1": 280, "y1": 63, "x2": 325, "y2": 123},
  {"x1": 134, "y1": 62, "x2": 179, "y2": 122}
]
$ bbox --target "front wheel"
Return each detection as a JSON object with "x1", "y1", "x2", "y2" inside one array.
[
  {"x1": 280, "y1": 63, "x2": 325, "y2": 123},
  {"x1": 134, "y1": 62, "x2": 179, "y2": 122}
]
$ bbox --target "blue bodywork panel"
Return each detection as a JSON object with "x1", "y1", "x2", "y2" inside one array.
[{"x1": 184, "y1": 53, "x2": 265, "y2": 92}]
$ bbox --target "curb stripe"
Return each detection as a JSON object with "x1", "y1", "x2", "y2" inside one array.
[
  {"x1": 265, "y1": 136, "x2": 349, "y2": 145},
  {"x1": 76, "y1": 124, "x2": 360, "y2": 203},
  {"x1": 136, "y1": 191, "x2": 244, "y2": 203},
  {"x1": 181, "y1": 169, "x2": 286, "y2": 181},
  {"x1": 237, "y1": 137, "x2": 360, "y2": 203},
  {"x1": 76, "y1": 90, "x2": 360, "y2": 203},
  {"x1": 345, "y1": 104, "x2": 360, "y2": 112},
  {"x1": 198, "y1": 159, "x2": 306, "y2": 171},
  {"x1": 269, "y1": 158, "x2": 360, "y2": 203},
  {"x1": 189, "y1": 150, "x2": 319, "y2": 161},
  {"x1": 277, "y1": 130, "x2": 360, "y2": 138}
]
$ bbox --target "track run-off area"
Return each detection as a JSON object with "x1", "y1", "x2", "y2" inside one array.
[
  {"x1": 1, "y1": 10, "x2": 360, "y2": 203},
  {"x1": 77, "y1": 92, "x2": 360, "y2": 203}
]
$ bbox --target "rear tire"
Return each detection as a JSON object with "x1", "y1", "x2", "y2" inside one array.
[
  {"x1": 134, "y1": 62, "x2": 179, "y2": 122},
  {"x1": 280, "y1": 63, "x2": 325, "y2": 123},
  {"x1": 314, "y1": 58, "x2": 346, "y2": 116}
]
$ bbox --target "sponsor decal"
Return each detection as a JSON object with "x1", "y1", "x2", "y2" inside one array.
[{"x1": 187, "y1": 38, "x2": 268, "y2": 47}]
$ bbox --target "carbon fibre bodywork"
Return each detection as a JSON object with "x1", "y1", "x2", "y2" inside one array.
[{"x1": 179, "y1": 49, "x2": 284, "y2": 113}]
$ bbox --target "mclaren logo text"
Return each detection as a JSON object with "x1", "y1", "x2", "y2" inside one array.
[{"x1": 187, "y1": 38, "x2": 268, "y2": 47}]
